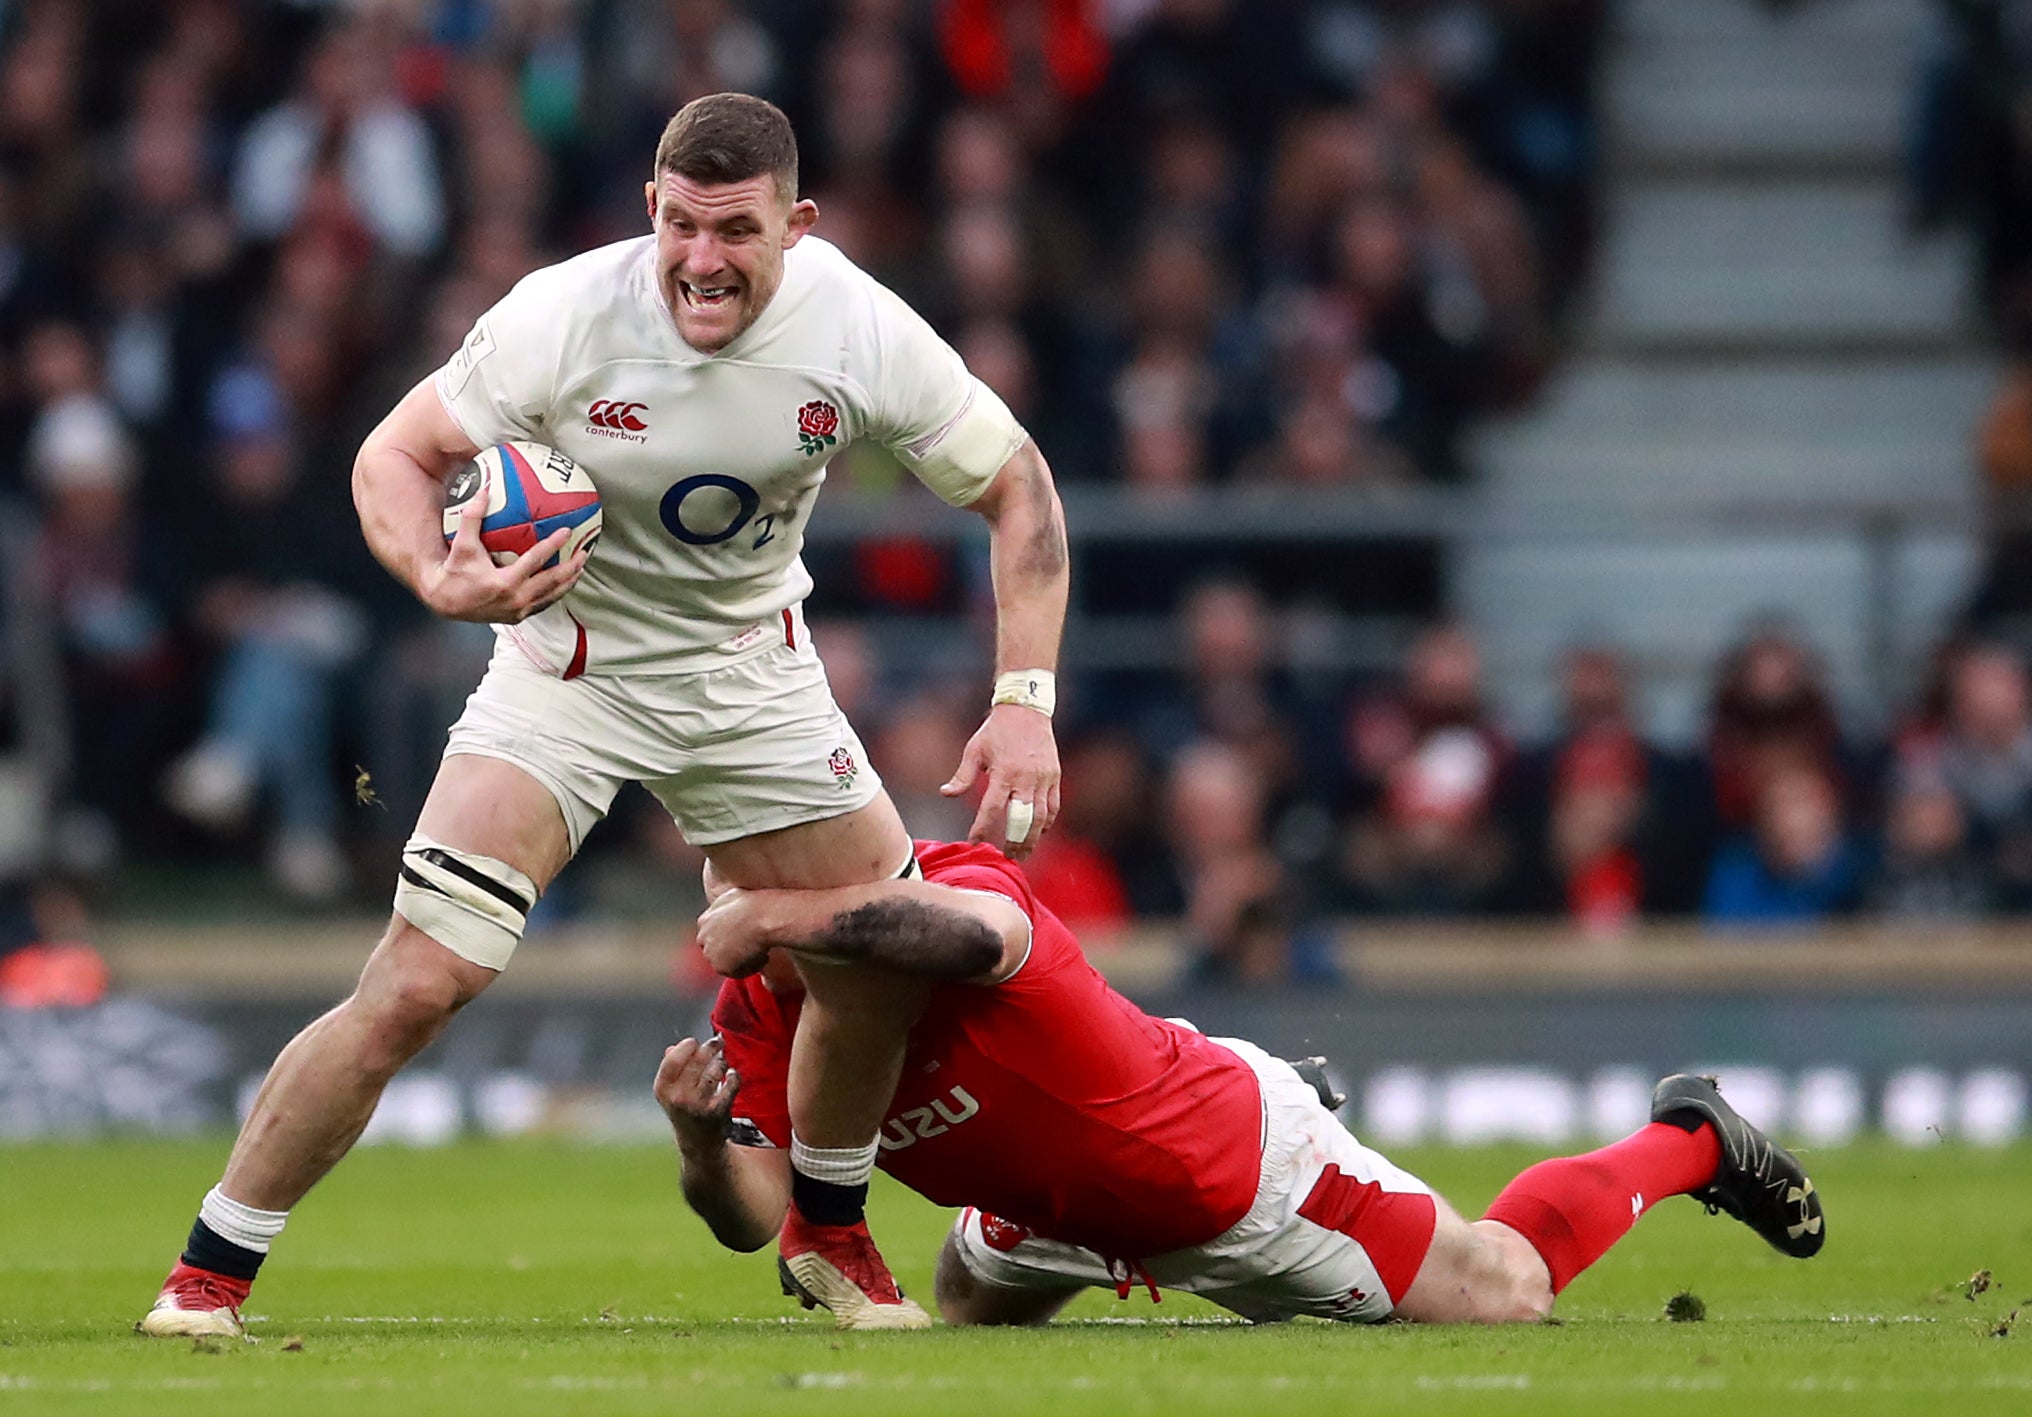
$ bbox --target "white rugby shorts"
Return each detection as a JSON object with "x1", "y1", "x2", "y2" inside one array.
[
  {"x1": 441, "y1": 614, "x2": 883, "y2": 851},
  {"x1": 951, "y1": 1038, "x2": 1439, "y2": 1323}
]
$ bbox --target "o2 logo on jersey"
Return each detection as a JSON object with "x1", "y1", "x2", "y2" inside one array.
[
  {"x1": 660, "y1": 473, "x2": 777, "y2": 550},
  {"x1": 877, "y1": 1086, "x2": 980, "y2": 1152}
]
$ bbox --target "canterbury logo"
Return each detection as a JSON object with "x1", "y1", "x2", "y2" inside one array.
[
  {"x1": 586, "y1": 399, "x2": 647, "y2": 432},
  {"x1": 877, "y1": 1086, "x2": 979, "y2": 1152}
]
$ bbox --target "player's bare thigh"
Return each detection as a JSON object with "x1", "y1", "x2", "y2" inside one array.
[
  {"x1": 1393, "y1": 1203, "x2": 1554, "y2": 1324},
  {"x1": 417, "y1": 752, "x2": 577, "y2": 888},
  {"x1": 701, "y1": 788, "x2": 913, "y2": 891}
]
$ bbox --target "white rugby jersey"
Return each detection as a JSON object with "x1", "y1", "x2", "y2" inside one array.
[{"x1": 433, "y1": 235, "x2": 1026, "y2": 676}]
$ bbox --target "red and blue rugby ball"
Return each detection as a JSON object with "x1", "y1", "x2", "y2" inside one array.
[{"x1": 442, "y1": 440, "x2": 602, "y2": 569}]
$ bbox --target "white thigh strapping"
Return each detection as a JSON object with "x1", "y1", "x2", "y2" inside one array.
[{"x1": 392, "y1": 834, "x2": 539, "y2": 971}]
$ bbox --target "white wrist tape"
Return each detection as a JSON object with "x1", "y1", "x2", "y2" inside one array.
[{"x1": 992, "y1": 670, "x2": 1056, "y2": 718}]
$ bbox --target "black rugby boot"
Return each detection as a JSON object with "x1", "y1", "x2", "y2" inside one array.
[
  {"x1": 1651, "y1": 1073, "x2": 1825, "y2": 1258},
  {"x1": 1286, "y1": 1055, "x2": 1346, "y2": 1112}
]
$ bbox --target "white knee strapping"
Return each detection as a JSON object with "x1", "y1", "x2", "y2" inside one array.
[{"x1": 392, "y1": 834, "x2": 538, "y2": 971}]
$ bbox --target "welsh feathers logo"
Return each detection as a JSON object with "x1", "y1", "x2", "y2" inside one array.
[
  {"x1": 796, "y1": 399, "x2": 840, "y2": 457},
  {"x1": 978, "y1": 1212, "x2": 1031, "y2": 1253},
  {"x1": 827, "y1": 745, "x2": 857, "y2": 790}
]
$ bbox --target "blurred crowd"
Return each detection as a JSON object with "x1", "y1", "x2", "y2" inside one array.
[
  {"x1": 0, "y1": 1, "x2": 2025, "y2": 999},
  {"x1": 1030, "y1": 609, "x2": 2032, "y2": 984},
  {"x1": 1927, "y1": 1, "x2": 2032, "y2": 624},
  {"x1": 1913, "y1": 0, "x2": 2032, "y2": 318},
  {"x1": 0, "y1": 0, "x2": 1605, "y2": 934}
]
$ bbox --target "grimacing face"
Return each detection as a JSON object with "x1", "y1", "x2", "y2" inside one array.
[{"x1": 646, "y1": 170, "x2": 817, "y2": 353}]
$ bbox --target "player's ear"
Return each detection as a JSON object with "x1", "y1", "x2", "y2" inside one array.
[
  {"x1": 644, "y1": 181, "x2": 658, "y2": 225},
  {"x1": 783, "y1": 198, "x2": 819, "y2": 248}
]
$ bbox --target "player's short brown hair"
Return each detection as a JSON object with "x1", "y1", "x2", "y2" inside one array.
[{"x1": 653, "y1": 93, "x2": 798, "y2": 201}]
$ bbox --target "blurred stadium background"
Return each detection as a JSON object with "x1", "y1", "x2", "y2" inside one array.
[{"x1": 0, "y1": 0, "x2": 2027, "y2": 1162}]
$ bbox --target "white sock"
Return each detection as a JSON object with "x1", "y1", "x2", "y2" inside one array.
[
  {"x1": 200, "y1": 1186, "x2": 290, "y2": 1254},
  {"x1": 790, "y1": 1135, "x2": 878, "y2": 1187}
]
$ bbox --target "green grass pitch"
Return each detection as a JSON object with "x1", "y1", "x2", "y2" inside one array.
[{"x1": 4, "y1": 1138, "x2": 2031, "y2": 1415}]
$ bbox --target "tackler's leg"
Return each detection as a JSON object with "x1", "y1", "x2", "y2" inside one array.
[{"x1": 1402, "y1": 1072, "x2": 1820, "y2": 1323}]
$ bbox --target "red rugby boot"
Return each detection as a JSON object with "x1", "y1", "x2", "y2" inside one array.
[
  {"x1": 136, "y1": 1262, "x2": 251, "y2": 1339},
  {"x1": 777, "y1": 1208, "x2": 931, "y2": 1330}
]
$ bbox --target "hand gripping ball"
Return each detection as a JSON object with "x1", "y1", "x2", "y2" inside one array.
[{"x1": 442, "y1": 441, "x2": 602, "y2": 569}]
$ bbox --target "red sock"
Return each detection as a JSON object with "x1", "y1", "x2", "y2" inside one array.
[{"x1": 1481, "y1": 1122, "x2": 1721, "y2": 1294}]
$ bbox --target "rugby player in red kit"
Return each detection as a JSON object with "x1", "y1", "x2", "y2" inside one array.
[{"x1": 658, "y1": 841, "x2": 1824, "y2": 1324}]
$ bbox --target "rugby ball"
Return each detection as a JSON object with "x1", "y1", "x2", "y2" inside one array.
[{"x1": 442, "y1": 440, "x2": 602, "y2": 569}]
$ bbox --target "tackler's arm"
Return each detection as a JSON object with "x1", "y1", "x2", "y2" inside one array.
[{"x1": 695, "y1": 879, "x2": 1031, "y2": 986}]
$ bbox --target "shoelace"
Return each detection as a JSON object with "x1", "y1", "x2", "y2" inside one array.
[
  {"x1": 831, "y1": 1231, "x2": 904, "y2": 1304},
  {"x1": 175, "y1": 1274, "x2": 246, "y2": 1311},
  {"x1": 1108, "y1": 1258, "x2": 1161, "y2": 1305}
]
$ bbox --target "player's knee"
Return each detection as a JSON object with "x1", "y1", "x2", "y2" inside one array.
[
  {"x1": 932, "y1": 1237, "x2": 1015, "y2": 1327},
  {"x1": 932, "y1": 1238, "x2": 979, "y2": 1325},
  {"x1": 934, "y1": 1233, "x2": 1063, "y2": 1327},
  {"x1": 936, "y1": 1288, "x2": 1038, "y2": 1327},
  {"x1": 1484, "y1": 1264, "x2": 1554, "y2": 1324},
  {"x1": 352, "y1": 971, "x2": 459, "y2": 1075},
  {"x1": 930, "y1": 1236, "x2": 991, "y2": 1317},
  {"x1": 1399, "y1": 1216, "x2": 1554, "y2": 1325},
  {"x1": 347, "y1": 931, "x2": 476, "y2": 1076},
  {"x1": 1473, "y1": 1226, "x2": 1555, "y2": 1324}
]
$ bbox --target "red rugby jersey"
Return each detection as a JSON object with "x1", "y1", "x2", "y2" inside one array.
[{"x1": 713, "y1": 840, "x2": 1264, "y2": 1259}]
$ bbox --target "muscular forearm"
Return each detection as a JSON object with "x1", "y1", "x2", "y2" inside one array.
[
  {"x1": 753, "y1": 881, "x2": 1010, "y2": 980},
  {"x1": 977, "y1": 441, "x2": 1068, "y2": 674},
  {"x1": 812, "y1": 896, "x2": 1004, "y2": 980},
  {"x1": 676, "y1": 1138, "x2": 786, "y2": 1253}
]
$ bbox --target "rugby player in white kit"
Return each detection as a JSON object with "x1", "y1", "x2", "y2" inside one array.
[{"x1": 140, "y1": 93, "x2": 1069, "y2": 1335}]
